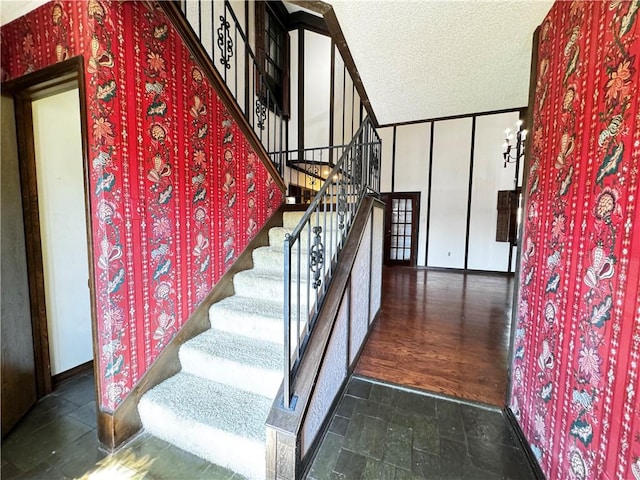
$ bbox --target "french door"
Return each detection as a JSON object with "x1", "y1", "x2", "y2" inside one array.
[{"x1": 382, "y1": 192, "x2": 420, "y2": 266}]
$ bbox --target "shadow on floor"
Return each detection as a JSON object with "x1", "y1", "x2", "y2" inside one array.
[{"x1": 1, "y1": 372, "x2": 242, "y2": 480}]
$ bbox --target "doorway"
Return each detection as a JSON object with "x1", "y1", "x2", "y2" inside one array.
[
  {"x1": 32, "y1": 88, "x2": 93, "y2": 378},
  {"x1": 381, "y1": 192, "x2": 420, "y2": 266},
  {"x1": 1, "y1": 58, "x2": 97, "y2": 435}
]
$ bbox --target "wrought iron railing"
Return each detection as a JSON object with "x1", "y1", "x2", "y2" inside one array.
[
  {"x1": 283, "y1": 117, "x2": 381, "y2": 408},
  {"x1": 178, "y1": 0, "x2": 286, "y2": 175},
  {"x1": 275, "y1": 145, "x2": 349, "y2": 203}
]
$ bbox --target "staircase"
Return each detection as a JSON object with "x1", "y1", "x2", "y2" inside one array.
[{"x1": 138, "y1": 211, "x2": 308, "y2": 480}]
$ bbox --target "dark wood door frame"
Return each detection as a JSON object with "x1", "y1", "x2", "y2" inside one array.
[
  {"x1": 2, "y1": 57, "x2": 98, "y2": 400},
  {"x1": 381, "y1": 192, "x2": 421, "y2": 267}
]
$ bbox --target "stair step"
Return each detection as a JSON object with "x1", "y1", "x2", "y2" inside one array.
[
  {"x1": 139, "y1": 373, "x2": 271, "y2": 480},
  {"x1": 209, "y1": 295, "x2": 283, "y2": 344},
  {"x1": 180, "y1": 330, "x2": 282, "y2": 398},
  {"x1": 283, "y1": 210, "x2": 342, "y2": 229},
  {"x1": 252, "y1": 246, "x2": 321, "y2": 281},
  {"x1": 252, "y1": 246, "x2": 283, "y2": 273},
  {"x1": 234, "y1": 269, "x2": 286, "y2": 300},
  {"x1": 268, "y1": 226, "x2": 344, "y2": 251}
]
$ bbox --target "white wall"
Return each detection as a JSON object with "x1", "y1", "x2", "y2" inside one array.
[
  {"x1": 303, "y1": 31, "x2": 331, "y2": 148},
  {"x1": 467, "y1": 111, "x2": 520, "y2": 271},
  {"x1": 32, "y1": 89, "x2": 93, "y2": 375},
  {"x1": 379, "y1": 110, "x2": 524, "y2": 272},
  {"x1": 394, "y1": 123, "x2": 430, "y2": 265},
  {"x1": 289, "y1": 29, "x2": 300, "y2": 152},
  {"x1": 428, "y1": 118, "x2": 471, "y2": 268}
]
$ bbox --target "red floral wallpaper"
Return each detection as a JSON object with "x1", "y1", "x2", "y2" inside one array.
[
  {"x1": 510, "y1": 2, "x2": 639, "y2": 479},
  {"x1": 1, "y1": 0, "x2": 282, "y2": 411}
]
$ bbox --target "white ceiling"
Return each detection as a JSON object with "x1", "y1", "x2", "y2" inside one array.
[
  {"x1": 1, "y1": 0, "x2": 554, "y2": 126},
  {"x1": 0, "y1": 0, "x2": 49, "y2": 26},
  {"x1": 329, "y1": 0, "x2": 554, "y2": 125}
]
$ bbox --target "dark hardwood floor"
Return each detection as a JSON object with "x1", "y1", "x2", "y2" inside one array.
[{"x1": 356, "y1": 267, "x2": 514, "y2": 406}]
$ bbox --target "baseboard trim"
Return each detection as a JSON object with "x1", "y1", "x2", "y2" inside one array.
[
  {"x1": 407, "y1": 266, "x2": 515, "y2": 277},
  {"x1": 503, "y1": 407, "x2": 546, "y2": 480},
  {"x1": 97, "y1": 203, "x2": 286, "y2": 452},
  {"x1": 52, "y1": 360, "x2": 93, "y2": 388}
]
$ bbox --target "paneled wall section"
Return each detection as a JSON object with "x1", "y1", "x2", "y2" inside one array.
[{"x1": 379, "y1": 109, "x2": 523, "y2": 272}]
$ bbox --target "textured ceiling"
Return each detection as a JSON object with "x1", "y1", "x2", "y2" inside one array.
[
  {"x1": 329, "y1": 0, "x2": 554, "y2": 125},
  {"x1": 2, "y1": 0, "x2": 554, "y2": 126},
  {"x1": 0, "y1": 0, "x2": 49, "y2": 26}
]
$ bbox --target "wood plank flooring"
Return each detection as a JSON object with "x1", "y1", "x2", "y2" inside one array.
[{"x1": 355, "y1": 267, "x2": 514, "y2": 406}]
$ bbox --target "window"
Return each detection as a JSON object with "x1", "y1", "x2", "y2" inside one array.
[{"x1": 256, "y1": 1, "x2": 289, "y2": 114}]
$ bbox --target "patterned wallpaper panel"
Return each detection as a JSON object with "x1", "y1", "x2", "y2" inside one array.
[
  {"x1": 1, "y1": 0, "x2": 282, "y2": 411},
  {"x1": 509, "y1": 2, "x2": 640, "y2": 479}
]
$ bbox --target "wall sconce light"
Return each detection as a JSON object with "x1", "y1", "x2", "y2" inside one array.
[{"x1": 502, "y1": 119, "x2": 527, "y2": 168}]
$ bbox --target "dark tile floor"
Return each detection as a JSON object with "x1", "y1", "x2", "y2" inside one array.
[
  {"x1": 1, "y1": 372, "x2": 241, "y2": 480},
  {"x1": 306, "y1": 377, "x2": 536, "y2": 480},
  {"x1": 2, "y1": 374, "x2": 536, "y2": 479}
]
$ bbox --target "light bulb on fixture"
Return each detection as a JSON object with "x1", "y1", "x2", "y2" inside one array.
[{"x1": 502, "y1": 120, "x2": 526, "y2": 168}]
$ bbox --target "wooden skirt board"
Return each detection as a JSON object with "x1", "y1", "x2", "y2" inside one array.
[{"x1": 355, "y1": 267, "x2": 514, "y2": 406}]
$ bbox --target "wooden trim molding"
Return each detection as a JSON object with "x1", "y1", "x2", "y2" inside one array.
[
  {"x1": 287, "y1": 11, "x2": 329, "y2": 36},
  {"x1": 158, "y1": 1, "x2": 286, "y2": 194},
  {"x1": 286, "y1": 0, "x2": 379, "y2": 126},
  {"x1": 463, "y1": 116, "x2": 476, "y2": 270},
  {"x1": 505, "y1": 25, "x2": 540, "y2": 404},
  {"x1": 99, "y1": 204, "x2": 287, "y2": 450},
  {"x1": 52, "y1": 361, "x2": 93, "y2": 388},
  {"x1": 2, "y1": 57, "x2": 93, "y2": 402},
  {"x1": 503, "y1": 407, "x2": 546, "y2": 480},
  {"x1": 425, "y1": 121, "x2": 434, "y2": 263}
]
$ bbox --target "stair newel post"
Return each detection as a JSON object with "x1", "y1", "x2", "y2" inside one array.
[{"x1": 283, "y1": 233, "x2": 292, "y2": 409}]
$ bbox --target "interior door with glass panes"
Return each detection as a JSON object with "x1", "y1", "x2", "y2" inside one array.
[{"x1": 382, "y1": 192, "x2": 420, "y2": 266}]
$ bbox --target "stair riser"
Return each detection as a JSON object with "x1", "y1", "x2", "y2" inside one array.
[
  {"x1": 269, "y1": 227, "x2": 344, "y2": 252},
  {"x1": 282, "y1": 211, "x2": 342, "y2": 230},
  {"x1": 179, "y1": 349, "x2": 282, "y2": 398},
  {"x1": 209, "y1": 304, "x2": 283, "y2": 344},
  {"x1": 252, "y1": 247, "x2": 283, "y2": 273},
  {"x1": 252, "y1": 248, "x2": 322, "y2": 281},
  {"x1": 233, "y1": 273, "x2": 323, "y2": 309},
  {"x1": 139, "y1": 399, "x2": 265, "y2": 480}
]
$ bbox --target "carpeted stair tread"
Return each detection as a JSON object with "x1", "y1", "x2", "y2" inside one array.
[
  {"x1": 140, "y1": 372, "x2": 271, "y2": 441},
  {"x1": 233, "y1": 269, "x2": 311, "y2": 301},
  {"x1": 180, "y1": 330, "x2": 282, "y2": 398},
  {"x1": 181, "y1": 329, "x2": 282, "y2": 371},
  {"x1": 210, "y1": 294, "x2": 283, "y2": 318},
  {"x1": 138, "y1": 373, "x2": 270, "y2": 479},
  {"x1": 235, "y1": 268, "x2": 285, "y2": 282},
  {"x1": 208, "y1": 296, "x2": 284, "y2": 344},
  {"x1": 268, "y1": 226, "x2": 342, "y2": 251}
]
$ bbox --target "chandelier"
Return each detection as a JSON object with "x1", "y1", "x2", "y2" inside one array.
[{"x1": 502, "y1": 120, "x2": 527, "y2": 167}]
